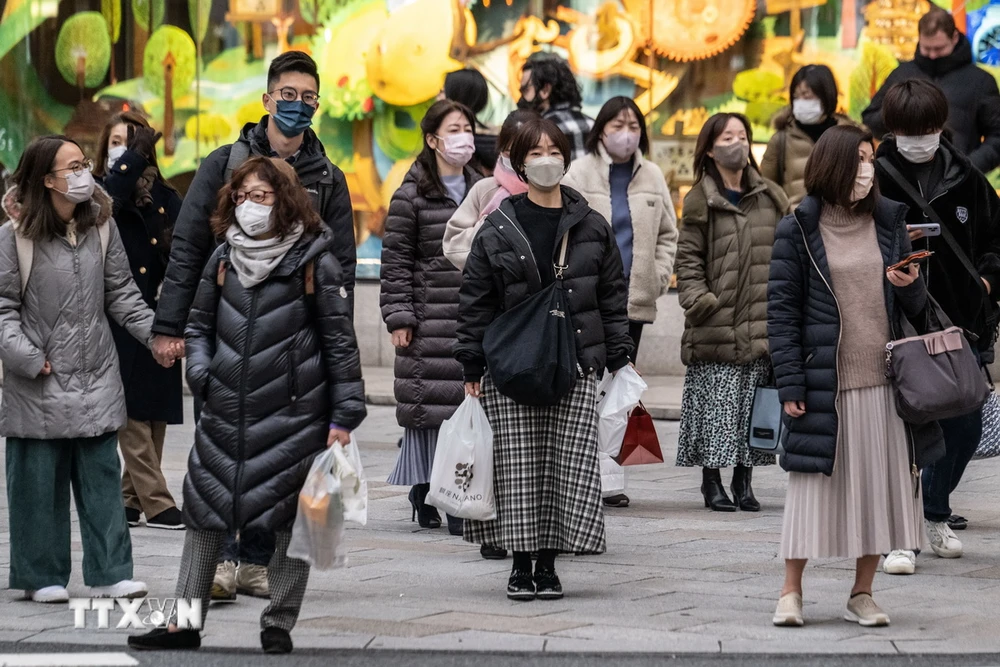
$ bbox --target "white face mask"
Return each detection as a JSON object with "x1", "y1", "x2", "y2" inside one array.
[
  {"x1": 234, "y1": 201, "x2": 275, "y2": 237},
  {"x1": 792, "y1": 98, "x2": 825, "y2": 125},
  {"x1": 852, "y1": 163, "x2": 875, "y2": 202},
  {"x1": 106, "y1": 145, "x2": 126, "y2": 172},
  {"x1": 55, "y1": 170, "x2": 96, "y2": 204},
  {"x1": 896, "y1": 132, "x2": 941, "y2": 164},
  {"x1": 522, "y1": 156, "x2": 565, "y2": 190}
]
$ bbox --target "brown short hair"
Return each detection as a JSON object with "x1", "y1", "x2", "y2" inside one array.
[
  {"x1": 210, "y1": 156, "x2": 321, "y2": 239},
  {"x1": 507, "y1": 117, "x2": 572, "y2": 180},
  {"x1": 919, "y1": 8, "x2": 956, "y2": 37},
  {"x1": 804, "y1": 125, "x2": 878, "y2": 213},
  {"x1": 882, "y1": 80, "x2": 949, "y2": 136}
]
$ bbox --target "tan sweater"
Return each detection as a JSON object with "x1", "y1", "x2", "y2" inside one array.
[{"x1": 819, "y1": 205, "x2": 891, "y2": 390}]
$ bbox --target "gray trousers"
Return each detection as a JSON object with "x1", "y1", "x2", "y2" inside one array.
[{"x1": 175, "y1": 530, "x2": 309, "y2": 631}]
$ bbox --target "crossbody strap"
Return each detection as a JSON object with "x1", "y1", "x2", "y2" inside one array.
[{"x1": 553, "y1": 232, "x2": 569, "y2": 280}]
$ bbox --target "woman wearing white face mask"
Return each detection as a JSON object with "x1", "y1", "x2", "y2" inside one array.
[
  {"x1": 380, "y1": 100, "x2": 481, "y2": 536},
  {"x1": 762, "y1": 65, "x2": 854, "y2": 207},
  {"x1": 0, "y1": 135, "x2": 162, "y2": 603},
  {"x1": 675, "y1": 113, "x2": 789, "y2": 514},
  {"x1": 95, "y1": 112, "x2": 185, "y2": 531},
  {"x1": 456, "y1": 118, "x2": 633, "y2": 601},
  {"x1": 768, "y1": 126, "x2": 936, "y2": 627},
  {"x1": 129, "y1": 156, "x2": 365, "y2": 652},
  {"x1": 562, "y1": 96, "x2": 678, "y2": 508}
]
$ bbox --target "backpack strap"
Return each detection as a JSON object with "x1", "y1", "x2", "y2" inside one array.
[
  {"x1": 224, "y1": 141, "x2": 251, "y2": 184},
  {"x1": 14, "y1": 231, "x2": 32, "y2": 297}
]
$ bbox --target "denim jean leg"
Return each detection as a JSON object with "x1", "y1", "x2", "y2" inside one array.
[
  {"x1": 238, "y1": 529, "x2": 277, "y2": 567},
  {"x1": 922, "y1": 407, "x2": 983, "y2": 523},
  {"x1": 219, "y1": 533, "x2": 239, "y2": 564}
]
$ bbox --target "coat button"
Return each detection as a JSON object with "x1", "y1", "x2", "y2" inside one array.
[
  {"x1": 158, "y1": 207, "x2": 165, "y2": 214},
  {"x1": 520, "y1": 255, "x2": 525, "y2": 260},
  {"x1": 499, "y1": 225, "x2": 504, "y2": 229},
  {"x1": 576, "y1": 329, "x2": 581, "y2": 334},
  {"x1": 119, "y1": 164, "x2": 128, "y2": 172},
  {"x1": 139, "y1": 267, "x2": 147, "y2": 275},
  {"x1": 568, "y1": 288, "x2": 573, "y2": 293},
  {"x1": 150, "y1": 238, "x2": 158, "y2": 245},
  {"x1": 588, "y1": 366, "x2": 594, "y2": 372},
  {"x1": 323, "y1": 171, "x2": 328, "y2": 176}
]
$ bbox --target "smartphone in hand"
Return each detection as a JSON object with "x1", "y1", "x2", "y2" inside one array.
[
  {"x1": 907, "y1": 223, "x2": 941, "y2": 237},
  {"x1": 887, "y1": 250, "x2": 934, "y2": 273}
]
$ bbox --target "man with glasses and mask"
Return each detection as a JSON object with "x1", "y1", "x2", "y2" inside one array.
[
  {"x1": 517, "y1": 53, "x2": 593, "y2": 161},
  {"x1": 149, "y1": 51, "x2": 356, "y2": 606}
]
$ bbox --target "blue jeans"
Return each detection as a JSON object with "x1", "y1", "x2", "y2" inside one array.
[
  {"x1": 922, "y1": 406, "x2": 983, "y2": 523},
  {"x1": 219, "y1": 529, "x2": 276, "y2": 567}
]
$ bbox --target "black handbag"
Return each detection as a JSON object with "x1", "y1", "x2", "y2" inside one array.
[{"x1": 482, "y1": 232, "x2": 577, "y2": 406}]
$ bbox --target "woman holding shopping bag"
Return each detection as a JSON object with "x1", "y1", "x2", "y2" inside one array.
[
  {"x1": 0, "y1": 135, "x2": 159, "y2": 603},
  {"x1": 768, "y1": 125, "x2": 941, "y2": 627},
  {"x1": 129, "y1": 157, "x2": 366, "y2": 654},
  {"x1": 381, "y1": 100, "x2": 480, "y2": 535},
  {"x1": 456, "y1": 117, "x2": 633, "y2": 601}
]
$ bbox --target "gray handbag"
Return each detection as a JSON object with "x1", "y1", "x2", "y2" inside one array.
[
  {"x1": 885, "y1": 299, "x2": 990, "y2": 425},
  {"x1": 748, "y1": 386, "x2": 784, "y2": 453}
]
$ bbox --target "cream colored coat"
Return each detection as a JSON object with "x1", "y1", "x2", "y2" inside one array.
[
  {"x1": 443, "y1": 178, "x2": 502, "y2": 271},
  {"x1": 562, "y1": 146, "x2": 679, "y2": 322}
]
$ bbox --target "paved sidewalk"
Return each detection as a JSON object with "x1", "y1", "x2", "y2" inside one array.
[{"x1": 1, "y1": 399, "x2": 999, "y2": 655}]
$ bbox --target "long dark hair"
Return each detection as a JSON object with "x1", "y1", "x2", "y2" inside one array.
[
  {"x1": 444, "y1": 68, "x2": 489, "y2": 118},
  {"x1": 804, "y1": 125, "x2": 878, "y2": 214},
  {"x1": 585, "y1": 96, "x2": 649, "y2": 156},
  {"x1": 211, "y1": 157, "x2": 321, "y2": 239},
  {"x1": 10, "y1": 135, "x2": 99, "y2": 241},
  {"x1": 415, "y1": 99, "x2": 476, "y2": 198},
  {"x1": 693, "y1": 113, "x2": 759, "y2": 192}
]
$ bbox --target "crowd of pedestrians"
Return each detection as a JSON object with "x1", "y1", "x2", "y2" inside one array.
[{"x1": 1, "y1": 11, "x2": 999, "y2": 650}]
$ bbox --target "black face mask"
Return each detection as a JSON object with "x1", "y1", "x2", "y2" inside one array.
[{"x1": 517, "y1": 95, "x2": 542, "y2": 112}]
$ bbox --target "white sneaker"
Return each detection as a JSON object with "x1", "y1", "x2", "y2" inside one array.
[
  {"x1": 90, "y1": 579, "x2": 148, "y2": 599},
  {"x1": 925, "y1": 519, "x2": 963, "y2": 558},
  {"x1": 26, "y1": 586, "x2": 69, "y2": 603},
  {"x1": 882, "y1": 550, "x2": 916, "y2": 575}
]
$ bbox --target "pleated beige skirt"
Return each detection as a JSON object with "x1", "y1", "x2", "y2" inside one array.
[{"x1": 780, "y1": 384, "x2": 925, "y2": 560}]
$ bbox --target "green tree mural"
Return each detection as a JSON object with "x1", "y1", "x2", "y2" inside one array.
[
  {"x1": 132, "y1": 0, "x2": 165, "y2": 32},
  {"x1": 143, "y1": 26, "x2": 196, "y2": 99},
  {"x1": 101, "y1": 0, "x2": 122, "y2": 83},
  {"x1": 55, "y1": 12, "x2": 112, "y2": 93}
]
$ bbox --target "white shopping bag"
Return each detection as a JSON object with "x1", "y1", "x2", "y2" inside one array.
[
  {"x1": 595, "y1": 365, "x2": 647, "y2": 457},
  {"x1": 599, "y1": 452, "x2": 625, "y2": 496},
  {"x1": 333, "y1": 436, "x2": 368, "y2": 526},
  {"x1": 288, "y1": 446, "x2": 347, "y2": 570},
  {"x1": 427, "y1": 396, "x2": 497, "y2": 521}
]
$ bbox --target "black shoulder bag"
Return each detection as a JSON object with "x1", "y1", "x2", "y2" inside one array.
[
  {"x1": 877, "y1": 157, "x2": 1000, "y2": 361},
  {"x1": 482, "y1": 231, "x2": 578, "y2": 406}
]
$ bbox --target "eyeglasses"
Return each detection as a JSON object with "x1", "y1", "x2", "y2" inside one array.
[
  {"x1": 51, "y1": 159, "x2": 94, "y2": 177},
  {"x1": 231, "y1": 190, "x2": 275, "y2": 205},
  {"x1": 269, "y1": 87, "x2": 320, "y2": 107}
]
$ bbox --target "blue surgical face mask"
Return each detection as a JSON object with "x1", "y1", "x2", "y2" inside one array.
[{"x1": 270, "y1": 98, "x2": 316, "y2": 137}]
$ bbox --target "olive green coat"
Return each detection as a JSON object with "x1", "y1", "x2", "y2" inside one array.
[{"x1": 675, "y1": 170, "x2": 789, "y2": 366}]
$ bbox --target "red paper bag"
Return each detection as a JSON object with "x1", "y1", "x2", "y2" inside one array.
[{"x1": 615, "y1": 403, "x2": 663, "y2": 466}]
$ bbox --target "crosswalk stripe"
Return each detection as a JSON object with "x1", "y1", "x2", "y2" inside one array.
[{"x1": 0, "y1": 653, "x2": 138, "y2": 666}]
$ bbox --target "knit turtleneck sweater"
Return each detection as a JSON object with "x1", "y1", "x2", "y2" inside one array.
[{"x1": 818, "y1": 205, "x2": 891, "y2": 390}]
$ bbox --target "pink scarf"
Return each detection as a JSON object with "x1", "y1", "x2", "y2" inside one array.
[{"x1": 482, "y1": 159, "x2": 529, "y2": 218}]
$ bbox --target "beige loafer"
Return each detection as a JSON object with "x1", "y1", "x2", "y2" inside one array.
[
  {"x1": 845, "y1": 593, "x2": 890, "y2": 627},
  {"x1": 773, "y1": 592, "x2": 804, "y2": 627}
]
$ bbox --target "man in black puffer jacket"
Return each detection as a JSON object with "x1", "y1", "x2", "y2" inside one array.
[{"x1": 863, "y1": 9, "x2": 1000, "y2": 173}]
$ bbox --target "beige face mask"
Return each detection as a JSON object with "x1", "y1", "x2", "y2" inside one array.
[{"x1": 852, "y1": 163, "x2": 875, "y2": 202}]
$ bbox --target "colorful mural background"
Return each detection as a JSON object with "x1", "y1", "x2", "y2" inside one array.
[{"x1": 1, "y1": 0, "x2": 999, "y2": 278}]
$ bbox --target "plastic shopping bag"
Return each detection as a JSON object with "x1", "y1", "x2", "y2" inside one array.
[
  {"x1": 288, "y1": 446, "x2": 346, "y2": 570},
  {"x1": 427, "y1": 396, "x2": 497, "y2": 521},
  {"x1": 599, "y1": 452, "x2": 625, "y2": 496},
  {"x1": 333, "y1": 436, "x2": 368, "y2": 526},
  {"x1": 975, "y1": 391, "x2": 1000, "y2": 460},
  {"x1": 595, "y1": 365, "x2": 647, "y2": 458}
]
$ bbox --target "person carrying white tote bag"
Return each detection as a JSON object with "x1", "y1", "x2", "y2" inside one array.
[{"x1": 427, "y1": 396, "x2": 496, "y2": 521}]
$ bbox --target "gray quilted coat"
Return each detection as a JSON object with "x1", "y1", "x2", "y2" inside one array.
[
  {"x1": 183, "y1": 227, "x2": 366, "y2": 532},
  {"x1": 0, "y1": 186, "x2": 154, "y2": 439}
]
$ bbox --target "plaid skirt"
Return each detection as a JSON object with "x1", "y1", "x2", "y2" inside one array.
[{"x1": 464, "y1": 374, "x2": 606, "y2": 555}]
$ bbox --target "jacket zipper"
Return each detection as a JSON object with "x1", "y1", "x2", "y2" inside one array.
[
  {"x1": 498, "y1": 209, "x2": 542, "y2": 285},
  {"x1": 792, "y1": 213, "x2": 844, "y2": 473},
  {"x1": 234, "y1": 288, "x2": 259, "y2": 530}
]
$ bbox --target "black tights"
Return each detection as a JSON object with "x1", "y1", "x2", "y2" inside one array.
[{"x1": 512, "y1": 549, "x2": 557, "y2": 573}]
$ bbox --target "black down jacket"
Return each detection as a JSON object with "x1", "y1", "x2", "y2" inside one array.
[
  {"x1": 183, "y1": 227, "x2": 366, "y2": 532},
  {"x1": 456, "y1": 187, "x2": 633, "y2": 382},
  {"x1": 768, "y1": 195, "x2": 944, "y2": 475},
  {"x1": 380, "y1": 161, "x2": 480, "y2": 429},
  {"x1": 153, "y1": 116, "x2": 357, "y2": 339}
]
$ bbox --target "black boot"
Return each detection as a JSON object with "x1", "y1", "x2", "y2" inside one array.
[
  {"x1": 731, "y1": 465, "x2": 760, "y2": 512},
  {"x1": 701, "y1": 467, "x2": 737, "y2": 512},
  {"x1": 408, "y1": 484, "x2": 441, "y2": 529},
  {"x1": 446, "y1": 514, "x2": 464, "y2": 536}
]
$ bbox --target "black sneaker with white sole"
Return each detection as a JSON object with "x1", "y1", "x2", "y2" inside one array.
[
  {"x1": 147, "y1": 507, "x2": 185, "y2": 530},
  {"x1": 533, "y1": 570, "x2": 563, "y2": 600},
  {"x1": 125, "y1": 508, "x2": 141, "y2": 528},
  {"x1": 506, "y1": 570, "x2": 535, "y2": 601}
]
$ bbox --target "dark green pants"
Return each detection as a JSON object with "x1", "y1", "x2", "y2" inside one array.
[{"x1": 6, "y1": 432, "x2": 133, "y2": 590}]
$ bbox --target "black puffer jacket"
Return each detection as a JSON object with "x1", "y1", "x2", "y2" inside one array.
[
  {"x1": 183, "y1": 227, "x2": 366, "y2": 532},
  {"x1": 862, "y1": 33, "x2": 1000, "y2": 173},
  {"x1": 456, "y1": 187, "x2": 633, "y2": 381},
  {"x1": 768, "y1": 195, "x2": 944, "y2": 475},
  {"x1": 380, "y1": 161, "x2": 480, "y2": 429},
  {"x1": 153, "y1": 116, "x2": 357, "y2": 338}
]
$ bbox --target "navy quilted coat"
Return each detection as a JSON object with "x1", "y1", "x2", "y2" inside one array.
[
  {"x1": 767, "y1": 195, "x2": 944, "y2": 475},
  {"x1": 182, "y1": 227, "x2": 366, "y2": 532}
]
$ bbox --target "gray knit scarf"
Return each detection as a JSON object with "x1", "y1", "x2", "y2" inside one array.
[{"x1": 225, "y1": 223, "x2": 304, "y2": 288}]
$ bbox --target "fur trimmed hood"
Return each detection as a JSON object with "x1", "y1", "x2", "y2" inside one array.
[{"x1": 2, "y1": 184, "x2": 114, "y2": 228}]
